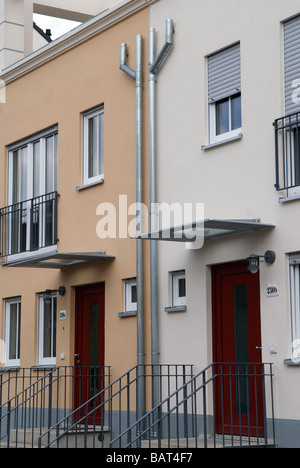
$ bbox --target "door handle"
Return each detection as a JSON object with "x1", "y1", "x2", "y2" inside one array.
[
  {"x1": 74, "y1": 353, "x2": 80, "y2": 363},
  {"x1": 255, "y1": 346, "x2": 262, "y2": 350}
]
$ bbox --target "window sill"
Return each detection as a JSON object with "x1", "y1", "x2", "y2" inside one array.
[
  {"x1": 0, "y1": 366, "x2": 20, "y2": 372},
  {"x1": 164, "y1": 305, "x2": 187, "y2": 313},
  {"x1": 283, "y1": 359, "x2": 300, "y2": 366},
  {"x1": 31, "y1": 365, "x2": 56, "y2": 370},
  {"x1": 278, "y1": 194, "x2": 300, "y2": 203},
  {"x1": 118, "y1": 311, "x2": 137, "y2": 318},
  {"x1": 76, "y1": 178, "x2": 104, "y2": 191},
  {"x1": 201, "y1": 133, "x2": 242, "y2": 151}
]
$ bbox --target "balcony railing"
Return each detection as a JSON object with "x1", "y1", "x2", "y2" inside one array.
[
  {"x1": 274, "y1": 112, "x2": 300, "y2": 191},
  {"x1": 0, "y1": 191, "x2": 58, "y2": 259}
]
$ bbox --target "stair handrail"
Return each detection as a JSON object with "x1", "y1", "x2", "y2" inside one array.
[
  {"x1": 38, "y1": 364, "x2": 142, "y2": 448},
  {"x1": 38, "y1": 364, "x2": 194, "y2": 448},
  {"x1": 0, "y1": 366, "x2": 111, "y2": 447},
  {"x1": 0, "y1": 367, "x2": 59, "y2": 445},
  {"x1": 110, "y1": 362, "x2": 276, "y2": 449}
]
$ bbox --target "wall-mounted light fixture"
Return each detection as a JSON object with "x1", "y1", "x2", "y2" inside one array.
[
  {"x1": 248, "y1": 250, "x2": 276, "y2": 274},
  {"x1": 42, "y1": 286, "x2": 66, "y2": 304}
]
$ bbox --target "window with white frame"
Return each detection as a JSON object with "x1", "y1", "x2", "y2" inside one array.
[
  {"x1": 82, "y1": 105, "x2": 104, "y2": 186},
  {"x1": 4, "y1": 297, "x2": 21, "y2": 367},
  {"x1": 124, "y1": 279, "x2": 137, "y2": 313},
  {"x1": 208, "y1": 43, "x2": 242, "y2": 144},
  {"x1": 172, "y1": 271, "x2": 186, "y2": 307},
  {"x1": 282, "y1": 16, "x2": 300, "y2": 197},
  {"x1": 38, "y1": 293, "x2": 57, "y2": 366},
  {"x1": 289, "y1": 253, "x2": 300, "y2": 362},
  {"x1": 6, "y1": 127, "x2": 58, "y2": 256}
]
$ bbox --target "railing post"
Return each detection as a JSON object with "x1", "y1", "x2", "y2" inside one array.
[
  {"x1": 48, "y1": 372, "x2": 53, "y2": 431},
  {"x1": 83, "y1": 401, "x2": 88, "y2": 449},
  {"x1": 274, "y1": 119, "x2": 280, "y2": 190},
  {"x1": 261, "y1": 363, "x2": 268, "y2": 447},
  {"x1": 7, "y1": 400, "x2": 11, "y2": 448},
  {"x1": 202, "y1": 368, "x2": 207, "y2": 448},
  {"x1": 29, "y1": 197, "x2": 33, "y2": 251}
]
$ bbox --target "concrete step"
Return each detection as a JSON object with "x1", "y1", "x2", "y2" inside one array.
[
  {"x1": 0, "y1": 426, "x2": 110, "y2": 448},
  {"x1": 141, "y1": 435, "x2": 276, "y2": 449}
]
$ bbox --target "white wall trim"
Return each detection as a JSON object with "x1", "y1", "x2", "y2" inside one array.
[{"x1": 0, "y1": 0, "x2": 159, "y2": 84}]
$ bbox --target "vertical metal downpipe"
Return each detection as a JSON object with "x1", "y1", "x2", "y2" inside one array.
[
  {"x1": 135, "y1": 36, "x2": 144, "y2": 423},
  {"x1": 148, "y1": 28, "x2": 159, "y2": 413},
  {"x1": 120, "y1": 36, "x2": 144, "y2": 422},
  {"x1": 149, "y1": 19, "x2": 174, "y2": 410}
]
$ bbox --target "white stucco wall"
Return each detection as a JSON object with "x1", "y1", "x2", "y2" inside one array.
[{"x1": 149, "y1": 0, "x2": 300, "y2": 432}]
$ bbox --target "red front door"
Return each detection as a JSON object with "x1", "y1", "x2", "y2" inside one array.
[
  {"x1": 212, "y1": 261, "x2": 264, "y2": 437},
  {"x1": 75, "y1": 283, "x2": 105, "y2": 424}
]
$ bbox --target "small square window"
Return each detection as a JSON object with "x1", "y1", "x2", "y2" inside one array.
[
  {"x1": 172, "y1": 271, "x2": 186, "y2": 307},
  {"x1": 82, "y1": 106, "x2": 104, "y2": 186},
  {"x1": 124, "y1": 279, "x2": 137, "y2": 313},
  {"x1": 211, "y1": 93, "x2": 242, "y2": 143}
]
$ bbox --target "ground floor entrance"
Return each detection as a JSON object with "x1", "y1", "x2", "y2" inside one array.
[
  {"x1": 74, "y1": 283, "x2": 105, "y2": 424},
  {"x1": 212, "y1": 261, "x2": 264, "y2": 437}
]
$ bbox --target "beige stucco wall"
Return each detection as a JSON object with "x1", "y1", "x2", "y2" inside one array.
[{"x1": 0, "y1": 7, "x2": 150, "y2": 381}]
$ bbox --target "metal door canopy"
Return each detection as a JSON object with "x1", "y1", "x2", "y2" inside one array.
[{"x1": 135, "y1": 219, "x2": 275, "y2": 243}]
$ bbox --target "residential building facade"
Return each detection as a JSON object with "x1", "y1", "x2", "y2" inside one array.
[
  {"x1": 1, "y1": 0, "x2": 300, "y2": 450},
  {"x1": 0, "y1": 0, "x2": 156, "y2": 447}
]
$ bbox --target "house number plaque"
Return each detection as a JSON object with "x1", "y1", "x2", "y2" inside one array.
[{"x1": 266, "y1": 284, "x2": 279, "y2": 297}]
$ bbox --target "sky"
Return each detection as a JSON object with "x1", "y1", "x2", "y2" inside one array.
[{"x1": 33, "y1": 13, "x2": 82, "y2": 40}]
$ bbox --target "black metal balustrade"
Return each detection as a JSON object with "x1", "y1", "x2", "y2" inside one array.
[
  {"x1": 0, "y1": 364, "x2": 275, "y2": 448},
  {"x1": 274, "y1": 112, "x2": 300, "y2": 191},
  {"x1": 111, "y1": 363, "x2": 276, "y2": 449},
  {"x1": 0, "y1": 191, "x2": 58, "y2": 258},
  {"x1": 38, "y1": 364, "x2": 193, "y2": 449},
  {"x1": 0, "y1": 366, "x2": 111, "y2": 448},
  {"x1": 0, "y1": 365, "x2": 193, "y2": 448}
]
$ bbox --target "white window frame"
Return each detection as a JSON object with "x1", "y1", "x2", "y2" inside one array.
[
  {"x1": 4, "y1": 297, "x2": 21, "y2": 367},
  {"x1": 7, "y1": 127, "x2": 58, "y2": 260},
  {"x1": 209, "y1": 94, "x2": 242, "y2": 145},
  {"x1": 285, "y1": 128, "x2": 300, "y2": 198},
  {"x1": 37, "y1": 293, "x2": 57, "y2": 367},
  {"x1": 82, "y1": 105, "x2": 104, "y2": 186},
  {"x1": 289, "y1": 254, "x2": 300, "y2": 362},
  {"x1": 124, "y1": 278, "x2": 137, "y2": 313},
  {"x1": 172, "y1": 271, "x2": 186, "y2": 307}
]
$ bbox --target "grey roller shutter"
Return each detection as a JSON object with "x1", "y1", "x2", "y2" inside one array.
[
  {"x1": 284, "y1": 15, "x2": 300, "y2": 115},
  {"x1": 208, "y1": 43, "x2": 241, "y2": 103}
]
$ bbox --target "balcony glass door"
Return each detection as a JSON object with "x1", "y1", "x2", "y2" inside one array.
[
  {"x1": 6, "y1": 128, "x2": 58, "y2": 257},
  {"x1": 10, "y1": 147, "x2": 29, "y2": 254}
]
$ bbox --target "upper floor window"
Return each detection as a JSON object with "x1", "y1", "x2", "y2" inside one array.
[
  {"x1": 3, "y1": 127, "x2": 58, "y2": 257},
  {"x1": 208, "y1": 43, "x2": 242, "y2": 144},
  {"x1": 82, "y1": 106, "x2": 104, "y2": 186},
  {"x1": 274, "y1": 17, "x2": 300, "y2": 197},
  {"x1": 4, "y1": 297, "x2": 21, "y2": 367},
  {"x1": 8, "y1": 126, "x2": 58, "y2": 205}
]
